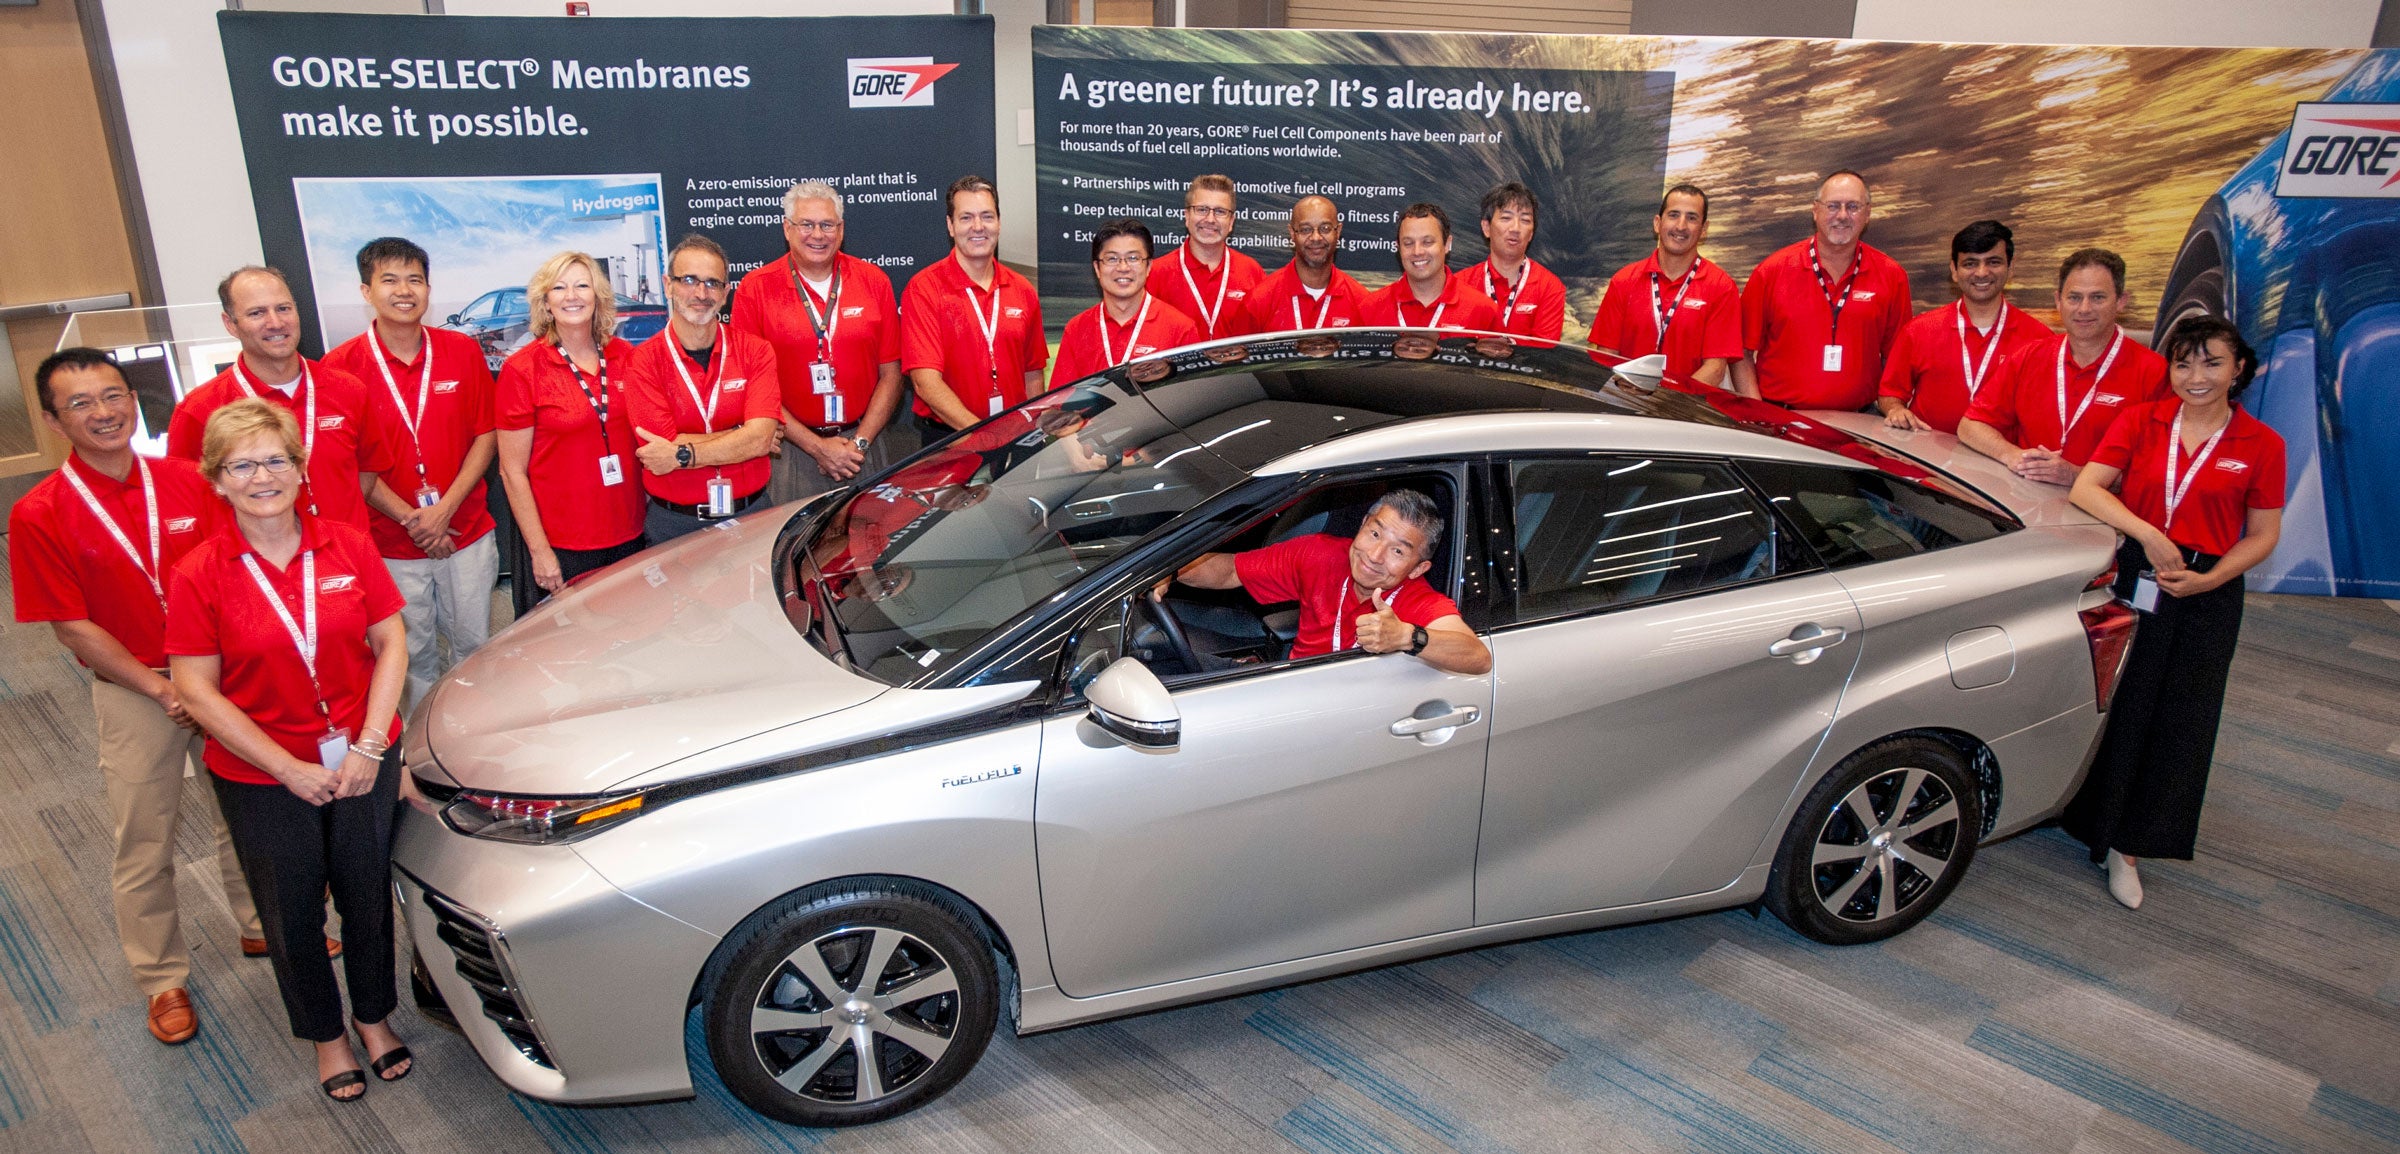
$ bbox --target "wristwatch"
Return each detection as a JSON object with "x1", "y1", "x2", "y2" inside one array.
[
  {"x1": 675, "y1": 442, "x2": 695, "y2": 469},
  {"x1": 852, "y1": 435, "x2": 871, "y2": 452},
  {"x1": 1406, "y1": 625, "x2": 1430, "y2": 656}
]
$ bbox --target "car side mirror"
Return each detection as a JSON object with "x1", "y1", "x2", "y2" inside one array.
[
  {"x1": 444, "y1": 313, "x2": 461, "y2": 326},
  {"x1": 1084, "y1": 656, "x2": 1179, "y2": 749}
]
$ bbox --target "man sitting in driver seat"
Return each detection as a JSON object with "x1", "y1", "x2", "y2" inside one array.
[{"x1": 1160, "y1": 490, "x2": 1492, "y2": 675}]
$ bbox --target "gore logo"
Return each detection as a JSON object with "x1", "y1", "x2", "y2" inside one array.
[
  {"x1": 318, "y1": 575, "x2": 357, "y2": 593},
  {"x1": 1005, "y1": 307, "x2": 1025, "y2": 319},
  {"x1": 433, "y1": 379, "x2": 460, "y2": 394},
  {"x1": 2096, "y1": 393, "x2": 2125, "y2": 405},
  {"x1": 847, "y1": 58, "x2": 959, "y2": 108},
  {"x1": 2216, "y1": 458, "x2": 2250, "y2": 472},
  {"x1": 166, "y1": 516, "x2": 198, "y2": 533},
  {"x1": 317, "y1": 416, "x2": 344, "y2": 430},
  {"x1": 724, "y1": 377, "x2": 748, "y2": 391},
  {"x1": 841, "y1": 306, "x2": 866, "y2": 318},
  {"x1": 2276, "y1": 103, "x2": 2400, "y2": 197}
]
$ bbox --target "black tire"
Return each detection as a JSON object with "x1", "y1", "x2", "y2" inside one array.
[
  {"x1": 2155, "y1": 240, "x2": 2228, "y2": 346},
  {"x1": 701, "y1": 879, "x2": 998, "y2": 1128},
  {"x1": 1764, "y1": 736, "x2": 1982, "y2": 946}
]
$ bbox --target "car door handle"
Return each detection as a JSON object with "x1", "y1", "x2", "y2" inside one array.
[
  {"x1": 1390, "y1": 705, "x2": 1480, "y2": 736},
  {"x1": 1769, "y1": 624, "x2": 1849, "y2": 658}
]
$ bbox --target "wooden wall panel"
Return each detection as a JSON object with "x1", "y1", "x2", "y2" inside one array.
[
  {"x1": 1285, "y1": 0, "x2": 1632, "y2": 35},
  {"x1": 0, "y1": 1, "x2": 140, "y2": 310}
]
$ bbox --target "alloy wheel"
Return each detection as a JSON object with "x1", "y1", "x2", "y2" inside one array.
[{"x1": 1808, "y1": 766, "x2": 1963, "y2": 925}]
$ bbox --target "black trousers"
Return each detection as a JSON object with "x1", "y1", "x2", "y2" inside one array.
[
  {"x1": 2063, "y1": 539, "x2": 2245, "y2": 863},
  {"x1": 507, "y1": 532, "x2": 646, "y2": 619},
  {"x1": 211, "y1": 748, "x2": 403, "y2": 1042}
]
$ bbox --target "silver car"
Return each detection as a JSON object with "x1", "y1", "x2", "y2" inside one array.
[{"x1": 391, "y1": 330, "x2": 2137, "y2": 1127}]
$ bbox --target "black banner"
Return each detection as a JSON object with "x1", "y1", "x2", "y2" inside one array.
[{"x1": 219, "y1": 11, "x2": 994, "y2": 359}]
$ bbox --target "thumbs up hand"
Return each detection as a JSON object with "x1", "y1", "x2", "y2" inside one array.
[{"x1": 1354, "y1": 586, "x2": 1410, "y2": 654}]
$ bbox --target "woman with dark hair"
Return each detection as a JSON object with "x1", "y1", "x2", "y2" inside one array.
[{"x1": 2065, "y1": 315, "x2": 2285, "y2": 908}]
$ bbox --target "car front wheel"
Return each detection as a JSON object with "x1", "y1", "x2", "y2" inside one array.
[
  {"x1": 701, "y1": 879, "x2": 999, "y2": 1127},
  {"x1": 1765, "y1": 736, "x2": 1981, "y2": 945}
]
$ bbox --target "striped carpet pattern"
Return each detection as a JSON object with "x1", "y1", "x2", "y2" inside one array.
[{"x1": 0, "y1": 562, "x2": 2393, "y2": 1152}]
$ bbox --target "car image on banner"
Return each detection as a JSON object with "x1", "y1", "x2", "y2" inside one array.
[
  {"x1": 438, "y1": 284, "x2": 668, "y2": 373},
  {"x1": 2155, "y1": 49, "x2": 2400, "y2": 598}
]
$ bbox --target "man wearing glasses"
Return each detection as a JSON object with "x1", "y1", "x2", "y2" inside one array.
[
  {"x1": 623, "y1": 233, "x2": 783, "y2": 542},
  {"x1": 901, "y1": 174, "x2": 1049, "y2": 434},
  {"x1": 1242, "y1": 195, "x2": 1370, "y2": 334},
  {"x1": 1147, "y1": 174, "x2": 1265, "y2": 343},
  {"x1": 1734, "y1": 170, "x2": 1913, "y2": 410},
  {"x1": 11, "y1": 349, "x2": 262, "y2": 1045},
  {"x1": 732, "y1": 181, "x2": 908, "y2": 505},
  {"x1": 1051, "y1": 219, "x2": 1202, "y2": 385}
]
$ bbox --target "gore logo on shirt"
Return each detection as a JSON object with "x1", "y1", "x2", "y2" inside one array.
[
  {"x1": 1229, "y1": 290, "x2": 1248, "y2": 300},
  {"x1": 166, "y1": 516, "x2": 198, "y2": 533},
  {"x1": 841, "y1": 306, "x2": 866, "y2": 318},
  {"x1": 2215, "y1": 458, "x2": 2250, "y2": 473},
  {"x1": 1004, "y1": 307, "x2": 1025, "y2": 319},
  {"x1": 2096, "y1": 393, "x2": 2125, "y2": 405},
  {"x1": 317, "y1": 416, "x2": 344, "y2": 430},
  {"x1": 318, "y1": 575, "x2": 357, "y2": 593},
  {"x1": 1133, "y1": 344, "x2": 1160, "y2": 355},
  {"x1": 724, "y1": 377, "x2": 748, "y2": 392},
  {"x1": 1852, "y1": 291, "x2": 1877, "y2": 301},
  {"x1": 1687, "y1": 299, "x2": 1710, "y2": 309},
  {"x1": 433, "y1": 380, "x2": 460, "y2": 394}
]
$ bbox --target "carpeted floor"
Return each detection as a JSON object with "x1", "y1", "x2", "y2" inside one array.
[{"x1": 0, "y1": 559, "x2": 2394, "y2": 1153}]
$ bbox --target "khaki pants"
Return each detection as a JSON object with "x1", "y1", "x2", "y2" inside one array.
[{"x1": 93, "y1": 678, "x2": 260, "y2": 996}]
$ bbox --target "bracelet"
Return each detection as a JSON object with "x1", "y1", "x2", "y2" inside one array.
[{"x1": 350, "y1": 738, "x2": 390, "y2": 761}]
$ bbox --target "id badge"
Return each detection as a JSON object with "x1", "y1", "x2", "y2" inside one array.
[
  {"x1": 706, "y1": 475, "x2": 735, "y2": 517},
  {"x1": 810, "y1": 361, "x2": 837, "y2": 395},
  {"x1": 824, "y1": 393, "x2": 845, "y2": 426},
  {"x1": 317, "y1": 726, "x2": 352, "y2": 770},
  {"x1": 598, "y1": 454, "x2": 625, "y2": 486},
  {"x1": 1821, "y1": 344, "x2": 1844, "y2": 372},
  {"x1": 2131, "y1": 571, "x2": 2161, "y2": 613},
  {"x1": 988, "y1": 395, "x2": 1004, "y2": 417},
  {"x1": 413, "y1": 483, "x2": 442, "y2": 509}
]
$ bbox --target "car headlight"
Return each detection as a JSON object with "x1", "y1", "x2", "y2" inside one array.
[{"x1": 440, "y1": 789, "x2": 649, "y2": 845}]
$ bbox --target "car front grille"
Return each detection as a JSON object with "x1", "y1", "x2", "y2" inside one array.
[{"x1": 420, "y1": 888, "x2": 555, "y2": 1069}]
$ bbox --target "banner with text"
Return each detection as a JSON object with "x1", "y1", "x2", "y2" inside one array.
[
  {"x1": 221, "y1": 11, "x2": 994, "y2": 368},
  {"x1": 1035, "y1": 29, "x2": 2399, "y2": 598}
]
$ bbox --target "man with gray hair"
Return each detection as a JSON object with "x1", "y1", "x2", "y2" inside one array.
[
  {"x1": 1160, "y1": 488, "x2": 1491, "y2": 674},
  {"x1": 731, "y1": 180, "x2": 908, "y2": 504}
]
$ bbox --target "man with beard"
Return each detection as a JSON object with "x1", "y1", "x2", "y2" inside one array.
[{"x1": 1241, "y1": 195, "x2": 1371, "y2": 333}]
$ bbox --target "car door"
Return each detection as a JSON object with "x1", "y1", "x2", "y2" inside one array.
[
  {"x1": 1034, "y1": 476, "x2": 1491, "y2": 999},
  {"x1": 1474, "y1": 454, "x2": 1863, "y2": 925}
]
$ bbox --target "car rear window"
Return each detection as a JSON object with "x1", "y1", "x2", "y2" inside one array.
[{"x1": 1740, "y1": 459, "x2": 2016, "y2": 569}]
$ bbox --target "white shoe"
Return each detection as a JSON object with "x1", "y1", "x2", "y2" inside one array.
[{"x1": 2105, "y1": 850, "x2": 2143, "y2": 909}]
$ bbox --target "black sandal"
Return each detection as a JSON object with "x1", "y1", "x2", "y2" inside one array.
[
  {"x1": 321, "y1": 1068, "x2": 367, "y2": 1101},
  {"x1": 367, "y1": 1044, "x2": 413, "y2": 1082}
]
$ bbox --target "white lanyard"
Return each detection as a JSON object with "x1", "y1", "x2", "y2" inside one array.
[
  {"x1": 668, "y1": 328, "x2": 727, "y2": 433},
  {"x1": 1482, "y1": 261, "x2": 1528, "y2": 325},
  {"x1": 233, "y1": 359, "x2": 319, "y2": 515},
  {"x1": 1650, "y1": 264, "x2": 1697, "y2": 339},
  {"x1": 968, "y1": 281, "x2": 1004, "y2": 393},
  {"x1": 1402, "y1": 292, "x2": 1447, "y2": 331},
  {"x1": 1292, "y1": 286, "x2": 1335, "y2": 331},
  {"x1": 1331, "y1": 576, "x2": 1353, "y2": 652},
  {"x1": 365, "y1": 324, "x2": 433, "y2": 480},
  {"x1": 1099, "y1": 297, "x2": 1153, "y2": 366},
  {"x1": 2054, "y1": 330, "x2": 2123, "y2": 444},
  {"x1": 240, "y1": 548, "x2": 326, "y2": 715},
  {"x1": 1178, "y1": 247, "x2": 1231, "y2": 333},
  {"x1": 61, "y1": 456, "x2": 163, "y2": 607},
  {"x1": 2164, "y1": 407, "x2": 2229, "y2": 530},
  {"x1": 1956, "y1": 302, "x2": 2009, "y2": 402}
]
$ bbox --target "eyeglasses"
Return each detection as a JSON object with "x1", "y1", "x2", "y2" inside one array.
[
  {"x1": 60, "y1": 388, "x2": 134, "y2": 415},
  {"x1": 222, "y1": 455, "x2": 297, "y2": 480},
  {"x1": 787, "y1": 219, "x2": 841, "y2": 234},
  {"x1": 670, "y1": 274, "x2": 728, "y2": 292},
  {"x1": 1096, "y1": 254, "x2": 1149, "y2": 270},
  {"x1": 1187, "y1": 205, "x2": 1233, "y2": 219},
  {"x1": 1292, "y1": 223, "x2": 1339, "y2": 238},
  {"x1": 1815, "y1": 200, "x2": 1867, "y2": 217}
]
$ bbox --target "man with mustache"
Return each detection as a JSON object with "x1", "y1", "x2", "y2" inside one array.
[
  {"x1": 1241, "y1": 195, "x2": 1370, "y2": 333},
  {"x1": 1876, "y1": 220, "x2": 2054, "y2": 433}
]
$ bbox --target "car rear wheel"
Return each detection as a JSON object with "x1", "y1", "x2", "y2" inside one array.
[
  {"x1": 1765, "y1": 737, "x2": 1981, "y2": 945},
  {"x1": 701, "y1": 880, "x2": 998, "y2": 1127}
]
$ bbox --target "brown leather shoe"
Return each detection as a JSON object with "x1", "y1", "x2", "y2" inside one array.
[
  {"x1": 241, "y1": 935, "x2": 343, "y2": 959},
  {"x1": 148, "y1": 988, "x2": 197, "y2": 1044}
]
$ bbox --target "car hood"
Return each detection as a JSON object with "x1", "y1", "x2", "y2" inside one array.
[{"x1": 414, "y1": 510, "x2": 886, "y2": 796}]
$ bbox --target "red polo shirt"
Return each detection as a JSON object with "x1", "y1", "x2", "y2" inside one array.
[
  {"x1": 1361, "y1": 276, "x2": 1503, "y2": 332},
  {"x1": 1740, "y1": 240, "x2": 1913, "y2": 410},
  {"x1": 167, "y1": 358, "x2": 391, "y2": 533},
  {"x1": 1234, "y1": 533, "x2": 1461, "y2": 660},
  {"x1": 496, "y1": 338, "x2": 646, "y2": 551},
  {"x1": 323, "y1": 324, "x2": 498, "y2": 559},
  {"x1": 1964, "y1": 332, "x2": 2169, "y2": 467},
  {"x1": 165, "y1": 516, "x2": 405, "y2": 785},
  {"x1": 1456, "y1": 259, "x2": 1566, "y2": 341},
  {"x1": 1589, "y1": 253, "x2": 1744, "y2": 381},
  {"x1": 900, "y1": 252, "x2": 1047, "y2": 421},
  {"x1": 622, "y1": 325, "x2": 782, "y2": 505},
  {"x1": 1876, "y1": 303, "x2": 2056, "y2": 434},
  {"x1": 2090, "y1": 401, "x2": 2286, "y2": 556},
  {"x1": 1149, "y1": 244, "x2": 1266, "y2": 342},
  {"x1": 10, "y1": 454, "x2": 221, "y2": 667},
  {"x1": 1051, "y1": 296, "x2": 1203, "y2": 386},
  {"x1": 730, "y1": 253, "x2": 901, "y2": 431},
  {"x1": 1242, "y1": 263, "x2": 1371, "y2": 334}
]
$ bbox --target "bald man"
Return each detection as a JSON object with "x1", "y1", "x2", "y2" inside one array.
[{"x1": 1242, "y1": 195, "x2": 1370, "y2": 333}]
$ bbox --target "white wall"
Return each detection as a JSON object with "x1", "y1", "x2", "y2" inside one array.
[
  {"x1": 1851, "y1": 0, "x2": 2381, "y2": 47},
  {"x1": 100, "y1": 0, "x2": 953, "y2": 319}
]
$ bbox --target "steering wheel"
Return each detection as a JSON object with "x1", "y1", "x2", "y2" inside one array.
[{"x1": 1144, "y1": 591, "x2": 1206, "y2": 674}]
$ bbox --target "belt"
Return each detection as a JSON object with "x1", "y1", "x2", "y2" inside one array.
[
  {"x1": 650, "y1": 489, "x2": 766, "y2": 521},
  {"x1": 808, "y1": 421, "x2": 860, "y2": 437}
]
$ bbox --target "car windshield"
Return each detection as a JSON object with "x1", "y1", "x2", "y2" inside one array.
[{"x1": 800, "y1": 381, "x2": 1244, "y2": 684}]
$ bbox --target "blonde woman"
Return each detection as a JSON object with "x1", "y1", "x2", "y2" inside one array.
[
  {"x1": 496, "y1": 251, "x2": 646, "y2": 616},
  {"x1": 166, "y1": 398, "x2": 412, "y2": 1100}
]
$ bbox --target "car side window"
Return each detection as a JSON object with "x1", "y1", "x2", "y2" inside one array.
[
  {"x1": 1740, "y1": 459, "x2": 2016, "y2": 569},
  {"x1": 1508, "y1": 456, "x2": 1778, "y2": 621}
]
